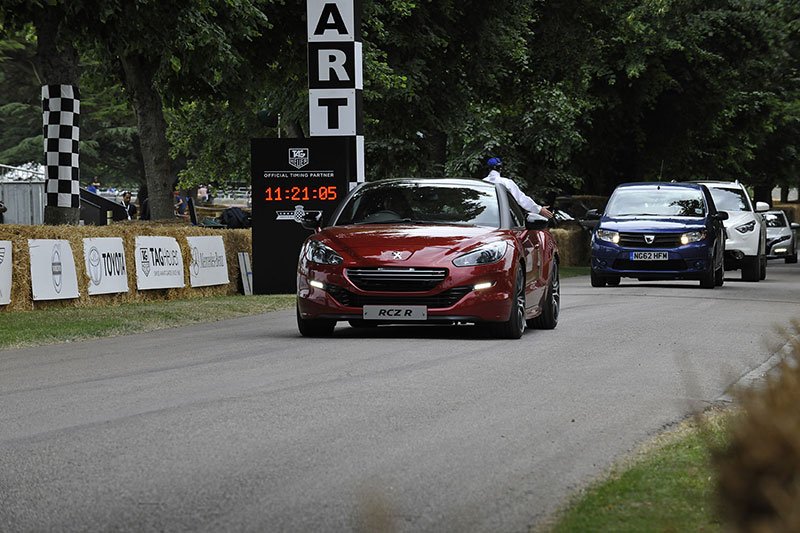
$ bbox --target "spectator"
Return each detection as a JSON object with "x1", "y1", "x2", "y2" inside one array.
[
  {"x1": 120, "y1": 191, "x2": 137, "y2": 220},
  {"x1": 174, "y1": 191, "x2": 188, "y2": 218},
  {"x1": 197, "y1": 184, "x2": 208, "y2": 204},
  {"x1": 87, "y1": 181, "x2": 99, "y2": 194},
  {"x1": 0, "y1": 198, "x2": 6, "y2": 224}
]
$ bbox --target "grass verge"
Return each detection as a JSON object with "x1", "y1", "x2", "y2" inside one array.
[
  {"x1": 2, "y1": 267, "x2": 590, "y2": 350},
  {"x1": 546, "y1": 409, "x2": 729, "y2": 532},
  {"x1": 0, "y1": 294, "x2": 296, "y2": 350}
]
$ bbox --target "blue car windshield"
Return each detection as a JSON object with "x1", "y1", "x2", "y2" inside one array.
[
  {"x1": 605, "y1": 187, "x2": 706, "y2": 217},
  {"x1": 334, "y1": 182, "x2": 501, "y2": 226}
]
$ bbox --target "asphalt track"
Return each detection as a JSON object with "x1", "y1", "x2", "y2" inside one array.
[{"x1": 1, "y1": 262, "x2": 799, "y2": 532}]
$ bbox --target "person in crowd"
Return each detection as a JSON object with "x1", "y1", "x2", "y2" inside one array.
[
  {"x1": 174, "y1": 191, "x2": 188, "y2": 218},
  {"x1": 87, "y1": 180, "x2": 99, "y2": 194},
  {"x1": 121, "y1": 190, "x2": 137, "y2": 220},
  {"x1": 483, "y1": 157, "x2": 553, "y2": 220},
  {"x1": 197, "y1": 184, "x2": 208, "y2": 204},
  {"x1": 0, "y1": 198, "x2": 6, "y2": 224}
]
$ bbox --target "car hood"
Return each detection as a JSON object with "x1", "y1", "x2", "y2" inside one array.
[
  {"x1": 598, "y1": 216, "x2": 707, "y2": 233},
  {"x1": 315, "y1": 224, "x2": 506, "y2": 264}
]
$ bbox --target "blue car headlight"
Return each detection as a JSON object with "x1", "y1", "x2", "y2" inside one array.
[
  {"x1": 453, "y1": 241, "x2": 507, "y2": 267},
  {"x1": 305, "y1": 240, "x2": 343, "y2": 265},
  {"x1": 596, "y1": 229, "x2": 620, "y2": 244},
  {"x1": 680, "y1": 230, "x2": 707, "y2": 245}
]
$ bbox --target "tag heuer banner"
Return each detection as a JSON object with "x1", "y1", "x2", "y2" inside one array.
[
  {"x1": 29, "y1": 239, "x2": 80, "y2": 301},
  {"x1": 251, "y1": 137, "x2": 355, "y2": 294},
  {"x1": 134, "y1": 236, "x2": 185, "y2": 290}
]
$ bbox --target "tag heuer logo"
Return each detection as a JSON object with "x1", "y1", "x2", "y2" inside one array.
[
  {"x1": 140, "y1": 248, "x2": 151, "y2": 277},
  {"x1": 289, "y1": 148, "x2": 309, "y2": 169}
]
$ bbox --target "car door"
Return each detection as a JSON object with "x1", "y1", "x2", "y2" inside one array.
[{"x1": 505, "y1": 191, "x2": 543, "y2": 308}]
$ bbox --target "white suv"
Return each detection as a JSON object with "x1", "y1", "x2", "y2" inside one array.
[{"x1": 692, "y1": 181, "x2": 768, "y2": 281}]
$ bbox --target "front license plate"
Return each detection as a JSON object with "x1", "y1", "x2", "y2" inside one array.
[
  {"x1": 631, "y1": 251, "x2": 669, "y2": 261},
  {"x1": 363, "y1": 305, "x2": 427, "y2": 321}
]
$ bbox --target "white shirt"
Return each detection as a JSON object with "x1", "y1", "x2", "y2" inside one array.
[{"x1": 484, "y1": 170, "x2": 546, "y2": 220}]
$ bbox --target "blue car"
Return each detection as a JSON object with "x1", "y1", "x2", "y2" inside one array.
[{"x1": 590, "y1": 182, "x2": 728, "y2": 289}]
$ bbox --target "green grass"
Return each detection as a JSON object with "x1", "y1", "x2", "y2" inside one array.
[
  {"x1": 548, "y1": 412, "x2": 728, "y2": 532},
  {"x1": 560, "y1": 266, "x2": 589, "y2": 278},
  {"x1": 0, "y1": 294, "x2": 296, "y2": 350}
]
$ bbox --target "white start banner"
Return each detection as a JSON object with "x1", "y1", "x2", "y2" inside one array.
[
  {"x1": 187, "y1": 235, "x2": 229, "y2": 288},
  {"x1": 83, "y1": 237, "x2": 129, "y2": 295},
  {"x1": 0, "y1": 240, "x2": 12, "y2": 305},
  {"x1": 134, "y1": 236, "x2": 185, "y2": 290},
  {"x1": 29, "y1": 239, "x2": 80, "y2": 301}
]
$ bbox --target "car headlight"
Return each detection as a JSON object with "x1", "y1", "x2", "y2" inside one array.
[
  {"x1": 736, "y1": 221, "x2": 756, "y2": 234},
  {"x1": 305, "y1": 240, "x2": 343, "y2": 265},
  {"x1": 596, "y1": 229, "x2": 620, "y2": 244},
  {"x1": 453, "y1": 241, "x2": 507, "y2": 267},
  {"x1": 680, "y1": 230, "x2": 707, "y2": 245}
]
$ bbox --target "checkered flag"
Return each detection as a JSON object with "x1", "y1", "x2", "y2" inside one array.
[{"x1": 42, "y1": 84, "x2": 80, "y2": 209}]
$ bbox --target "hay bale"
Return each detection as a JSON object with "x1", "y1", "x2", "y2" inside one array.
[
  {"x1": 551, "y1": 226, "x2": 591, "y2": 266},
  {"x1": 0, "y1": 223, "x2": 252, "y2": 312}
]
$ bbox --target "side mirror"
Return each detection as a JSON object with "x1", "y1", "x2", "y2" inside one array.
[
  {"x1": 585, "y1": 209, "x2": 602, "y2": 220},
  {"x1": 299, "y1": 211, "x2": 322, "y2": 231},
  {"x1": 713, "y1": 211, "x2": 729, "y2": 221},
  {"x1": 755, "y1": 201, "x2": 770, "y2": 212},
  {"x1": 526, "y1": 218, "x2": 550, "y2": 231},
  {"x1": 791, "y1": 222, "x2": 800, "y2": 230}
]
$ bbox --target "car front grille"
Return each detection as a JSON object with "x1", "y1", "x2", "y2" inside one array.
[
  {"x1": 612, "y1": 259, "x2": 688, "y2": 271},
  {"x1": 345, "y1": 267, "x2": 448, "y2": 292},
  {"x1": 618, "y1": 232, "x2": 683, "y2": 248},
  {"x1": 326, "y1": 285, "x2": 471, "y2": 308}
]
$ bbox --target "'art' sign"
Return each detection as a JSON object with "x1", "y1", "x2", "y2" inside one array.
[{"x1": 307, "y1": 0, "x2": 364, "y2": 181}]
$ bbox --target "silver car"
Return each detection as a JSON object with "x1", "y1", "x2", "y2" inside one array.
[{"x1": 764, "y1": 210, "x2": 799, "y2": 263}]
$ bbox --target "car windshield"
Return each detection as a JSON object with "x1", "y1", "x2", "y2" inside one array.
[
  {"x1": 764, "y1": 212, "x2": 787, "y2": 228},
  {"x1": 604, "y1": 187, "x2": 706, "y2": 217},
  {"x1": 334, "y1": 181, "x2": 500, "y2": 227},
  {"x1": 707, "y1": 187, "x2": 750, "y2": 212}
]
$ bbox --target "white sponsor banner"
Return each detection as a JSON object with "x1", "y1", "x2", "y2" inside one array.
[
  {"x1": 0, "y1": 241, "x2": 12, "y2": 305},
  {"x1": 29, "y1": 239, "x2": 80, "y2": 301},
  {"x1": 135, "y1": 236, "x2": 185, "y2": 290},
  {"x1": 83, "y1": 237, "x2": 129, "y2": 295},
  {"x1": 187, "y1": 235, "x2": 229, "y2": 287}
]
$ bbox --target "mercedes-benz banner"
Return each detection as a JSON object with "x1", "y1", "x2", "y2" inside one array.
[
  {"x1": 134, "y1": 236, "x2": 185, "y2": 290},
  {"x1": 83, "y1": 237, "x2": 129, "y2": 295},
  {"x1": 187, "y1": 235, "x2": 229, "y2": 287},
  {"x1": 0, "y1": 240, "x2": 11, "y2": 305}
]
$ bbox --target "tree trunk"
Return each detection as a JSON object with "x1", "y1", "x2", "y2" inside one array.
[
  {"x1": 119, "y1": 53, "x2": 175, "y2": 220},
  {"x1": 35, "y1": 5, "x2": 80, "y2": 225},
  {"x1": 781, "y1": 186, "x2": 789, "y2": 203}
]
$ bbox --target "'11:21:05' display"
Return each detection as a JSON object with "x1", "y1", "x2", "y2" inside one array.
[{"x1": 264, "y1": 185, "x2": 338, "y2": 202}]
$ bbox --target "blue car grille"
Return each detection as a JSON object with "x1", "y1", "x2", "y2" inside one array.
[
  {"x1": 613, "y1": 259, "x2": 688, "y2": 271},
  {"x1": 618, "y1": 232, "x2": 683, "y2": 248},
  {"x1": 345, "y1": 267, "x2": 448, "y2": 291},
  {"x1": 326, "y1": 285, "x2": 471, "y2": 308}
]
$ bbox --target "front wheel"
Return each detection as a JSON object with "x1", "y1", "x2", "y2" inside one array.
[
  {"x1": 529, "y1": 262, "x2": 560, "y2": 330},
  {"x1": 491, "y1": 265, "x2": 526, "y2": 339},
  {"x1": 759, "y1": 254, "x2": 767, "y2": 280},
  {"x1": 786, "y1": 251, "x2": 798, "y2": 264},
  {"x1": 714, "y1": 262, "x2": 724, "y2": 286},
  {"x1": 699, "y1": 265, "x2": 715, "y2": 289},
  {"x1": 297, "y1": 306, "x2": 335, "y2": 337},
  {"x1": 741, "y1": 255, "x2": 760, "y2": 282},
  {"x1": 590, "y1": 270, "x2": 606, "y2": 287}
]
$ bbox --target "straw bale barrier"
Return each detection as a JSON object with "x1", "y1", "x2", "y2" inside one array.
[
  {"x1": 1, "y1": 221, "x2": 590, "y2": 313},
  {"x1": 551, "y1": 225, "x2": 591, "y2": 267},
  {"x1": 0, "y1": 222, "x2": 251, "y2": 312}
]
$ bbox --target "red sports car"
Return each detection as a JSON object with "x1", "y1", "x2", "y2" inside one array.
[{"x1": 296, "y1": 178, "x2": 560, "y2": 338}]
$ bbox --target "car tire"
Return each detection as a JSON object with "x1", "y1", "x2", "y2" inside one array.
[
  {"x1": 786, "y1": 251, "x2": 798, "y2": 264},
  {"x1": 606, "y1": 276, "x2": 621, "y2": 286},
  {"x1": 759, "y1": 254, "x2": 767, "y2": 280},
  {"x1": 297, "y1": 306, "x2": 336, "y2": 337},
  {"x1": 492, "y1": 265, "x2": 526, "y2": 339},
  {"x1": 714, "y1": 262, "x2": 724, "y2": 286},
  {"x1": 529, "y1": 262, "x2": 559, "y2": 330},
  {"x1": 699, "y1": 265, "x2": 715, "y2": 289},
  {"x1": 741, "y1": 255, "x2": 760, "y2": 282},
  {"x1": 590, "y1": 270, "x2": 606, "y2": 287}
]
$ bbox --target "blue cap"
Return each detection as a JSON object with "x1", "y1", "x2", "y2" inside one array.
[{"x1": 487, "y1": 157, "x2": 503, "y2": 168}]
